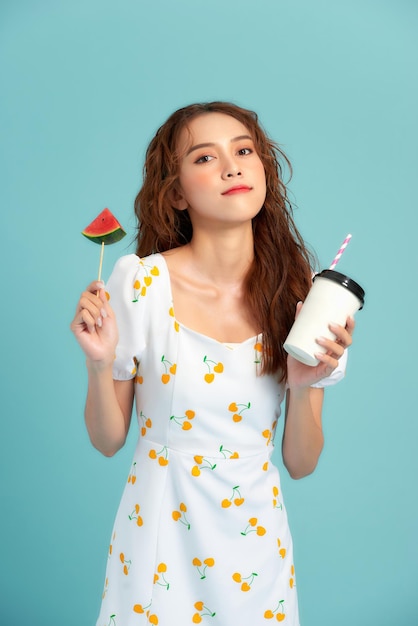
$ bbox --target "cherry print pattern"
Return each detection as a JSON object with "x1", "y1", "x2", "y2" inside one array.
[{"x1": 95, "y1": 253, "x2": 341, "y2": 625}]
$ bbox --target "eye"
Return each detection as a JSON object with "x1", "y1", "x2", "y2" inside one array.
[
  {"x1": 195, "y1": 154, "x2": 214, "y2": 164},
  {"x1": 237, "y1": 147, "x2": 253, "y2": 156}
]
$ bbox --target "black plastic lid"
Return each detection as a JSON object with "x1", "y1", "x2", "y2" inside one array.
[{"x1": 313, "y1": 269, "x2": 365, "y2": 309}]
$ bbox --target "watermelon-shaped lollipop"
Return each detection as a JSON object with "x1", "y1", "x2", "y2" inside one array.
[{"x1": 82, "y1": 208, "x2": 126, "y2": 281}]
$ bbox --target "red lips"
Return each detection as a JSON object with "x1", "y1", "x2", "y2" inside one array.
[{"x1": 222, "y1": 185, "x2": 252, "y2": 196}]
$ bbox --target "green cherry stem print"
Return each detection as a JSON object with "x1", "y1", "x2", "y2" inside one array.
[
  {"x1": 128, "y1": 504, "x2": 143, "y2": 526},
  {"x1": 192, "y1": 557, "x2": 215, "y2": 579},
  {"x1": 133, "y1": 601, "x2": 159, "y2": 626},
  {"x1": 172, "y1": 502, "x2": 191, "y2": 529},
  {"x1": 228, "y1": 401, "x2": 251, "y2": 423},
  {"x1": 120, "y1": 552, "x2": 132, "y2": 576},
  {"x1": 203, "y1": 355, "x2": 224, "y2": 383},
  {"x1": 253, "y1": 340, "x2": 263, "y2": 364},
  {"x1": 192, "y1": 601, "x2": 216, "y2": 623},
  {"x1": 219, "y1": 444, "x2": 239, "y2": 459},
  {"x1": 170, "y1": 410, "x2": 195, "y2": 431},
  {"x1": 107, "y1": 614, "x2": 117, "y2": 626},
  {"x1": 240, "y1": 518, "x2": 266, "y2": 536},
  {"x1": 127, "y1": 462, "x2": 137, "y2": 484},
  {"x1": 232, "y1": 571, "x2": 258, "y2": 592},
  {"x1": 264, "y1": 600, "x2": 286, "y2": 621},
  {"x1": 132, "y1": 260, "x2": 159, "y2": 301},
  {"x1": 161, "y1": 355, "x2": 177, "y2": 384},
  {"x1": 149, "y1": 446, "x2": 169, "y2": 466},
  {"x1": 221, "y1": 486, "x2": 244, "y2": 508},
  {"x1": 132, "y1": 278, "x2": 145, "y2": 301},
  {"x1": 133, "y1": 599, "x2": 152, "y2": 614},
  {"x1": 272, "y1": 486, "x2": 283, "y2": 510},
  {"x1": 191, "y1": 455, "x2": 217, "y2": 476},
  {"x1": 154, "y1": 562, "x2": 170, "y2": 589},
  {"x1": 139, "y1": 411, "x2": 152, "y2": 436}
]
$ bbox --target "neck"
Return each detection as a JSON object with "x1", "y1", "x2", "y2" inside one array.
[{"x1": 187, "y1": 225, "x2": 254, "y2": 285}]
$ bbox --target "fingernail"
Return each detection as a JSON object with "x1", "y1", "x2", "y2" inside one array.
[
  {"x1": 97, "y1": 317, "x2": 102, "y2": 328},
  {"x1": 100, "y1": 308, "x2": 107, "y2": 318}
]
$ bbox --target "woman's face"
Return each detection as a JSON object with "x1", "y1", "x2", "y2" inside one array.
[{"x1": 175, "y1": 113, "x2": 266, "y2": 230}]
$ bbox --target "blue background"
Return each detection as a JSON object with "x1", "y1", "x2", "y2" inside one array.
[{"x1": 1, "y1": 1, "x2": 417, "y2": 624}]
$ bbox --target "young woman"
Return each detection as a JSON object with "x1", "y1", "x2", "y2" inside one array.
[{"x1": 71, "y1": 102, "x2": 354, "y2": 626}]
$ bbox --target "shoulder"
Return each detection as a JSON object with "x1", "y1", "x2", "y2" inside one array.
[
  {"x1": 106, "y1": 253, "x2": 170, "y2": 305},
  {"x1": 108, "y1": 253, "x2": 164, "y2": 282}
]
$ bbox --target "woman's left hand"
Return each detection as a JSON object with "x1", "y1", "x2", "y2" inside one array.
[{"x1": 286, "y1": 303, "x2": 355, "y2": 390}]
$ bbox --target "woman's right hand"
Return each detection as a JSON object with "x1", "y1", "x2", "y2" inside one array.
[{"x1": 70, "y1": 281, "x2": 118, "y2": 367}]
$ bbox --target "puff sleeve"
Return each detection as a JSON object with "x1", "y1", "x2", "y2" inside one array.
[
  {"x1": 105, "y1": 254, "x2": 147, "y2": 381},
  {"x1": 310, "y1": 348, "x2": 348, "y2": 388}
]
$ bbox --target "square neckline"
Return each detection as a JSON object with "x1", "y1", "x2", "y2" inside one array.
[{"x1": 156, "y1": 252, "x2": 261, "y2": 349}]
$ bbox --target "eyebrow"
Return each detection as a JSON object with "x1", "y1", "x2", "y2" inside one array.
[{"x1": 186, "y1": 134, "x2": 253, "y2": 156}]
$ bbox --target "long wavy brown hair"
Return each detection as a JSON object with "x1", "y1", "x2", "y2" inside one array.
[{"x1": 134, "y1": 102, "x2": 315, "y2": 379}]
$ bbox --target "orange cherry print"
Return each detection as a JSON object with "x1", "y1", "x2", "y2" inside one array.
[
  {"x1": 139, "y1": 411, "x2": 152, "y2": 436},
  {"x1": 172, "y1": 503, "x2": 191, "y2": 529},
  {"x1": 191, "y1": 455, "x2": 217, "y2": 476},
  {"x1": 128, "y1": 504, "x2": 143, "y2": 527},
  {"x1": 289, "y1": 564, "x2": 296, "y2": 589},
  {"x1": 170, "y1": 410, "x2": 195, "y2": 430},
  {"x1": 120, "y1": 552, "x2": 132, "y2": 575},
  {"x1": 193, "y1": 601, "x2": 216, "y2": 622},
  {"x1": 161, "y1": 355, "x2": 176, "y2": 384},
  {"x1": 221, "y1": 485, "x2": 244, "y2": 508},
  {"x1": 154, "y1": 562, "x2": 170, "y2": 590},
  {"x1": 219, "y1": 444, "x2": 239, "y2": 459},
  {"x1": 203, "y1": 356, "x2": 224, "y2": 383},
  {"x1": 241, "y1": 517, "x2": 267, "y2": 537},
  {"x1": 127, "y1": 462, "x2": 137, "y2": 484},
  {"x1": 263, "y1": 600, "x2": 285, "y2": 621},
  {"x1": 192, "y1": 556, "x2": 215, "y2": 579},
  {"x1": 168, "y1": 306, "x2": 180, "y2": 332},
  {"x1": 253, "y1": 340, "x2": 263, "y2": 364},
  {"x1": 149, "y1": 446, "x2": 169, "y2": 466},
  {"x1": 232, "y1": 571, "x2": 258, "y2": 592},
  {"x1": 228, "y1": 401, "x2": 251, "y2": 423}
]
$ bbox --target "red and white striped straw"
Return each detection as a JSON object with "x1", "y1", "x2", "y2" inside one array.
[{"x1": 329, "y1": 233, "x2": 352, "y2": 270}]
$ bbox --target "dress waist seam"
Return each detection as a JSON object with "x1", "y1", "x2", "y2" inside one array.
[{"x1": 136, "y1": 437, "x2": 274, "y2": 459}]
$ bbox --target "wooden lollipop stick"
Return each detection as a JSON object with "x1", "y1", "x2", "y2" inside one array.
[
  {"x1": 96, "y1": 241, "x2": 105, "y2": 295},
  {"x1": 97, "y1": 241, "x2": 105, "y2": 282}
]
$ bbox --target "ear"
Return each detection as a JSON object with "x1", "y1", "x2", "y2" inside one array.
[{"x1": 168, "y1": 184, "x2": 188, "y2": 211}]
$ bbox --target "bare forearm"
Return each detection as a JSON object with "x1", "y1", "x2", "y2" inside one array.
[
  {"x1": 282, "y1": 387, "x2": 324, "y2": 479},
  {"x1": 85, "y1": 361, "x2": 131, "y2": 457}
]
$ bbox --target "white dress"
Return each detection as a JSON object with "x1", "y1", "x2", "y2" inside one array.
[{"x1": 96, "y1": 253, "x2": 346, "y2": 626}]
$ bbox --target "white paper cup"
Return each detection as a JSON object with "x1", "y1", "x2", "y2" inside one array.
[{"x1": 283, "y1": 270, "x2": 365, "y2": 366}]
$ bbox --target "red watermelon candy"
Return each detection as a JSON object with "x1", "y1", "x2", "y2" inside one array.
[{"x1": 82, "y1": 208, "x2": 126, "y2": 245}]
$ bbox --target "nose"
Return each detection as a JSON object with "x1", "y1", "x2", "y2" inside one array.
[{"x1": 221, "y1": 159, "x2": 242, "y2": 179}]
